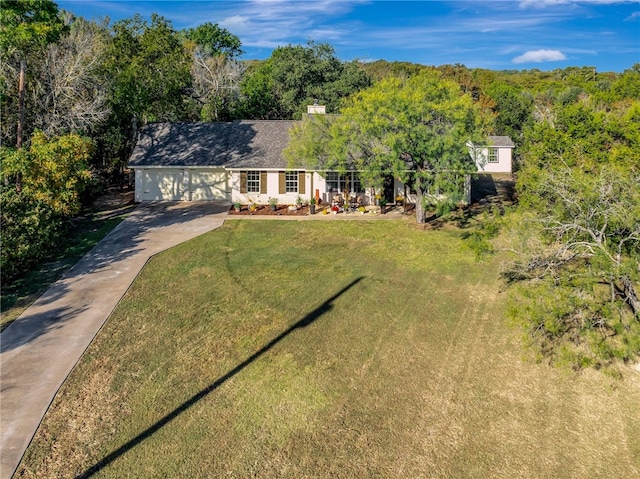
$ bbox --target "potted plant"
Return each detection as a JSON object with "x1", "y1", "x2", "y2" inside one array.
[
  {"x1": 269, "y1": 197, "x2": 278, "y2": 211},
  {"x1": 233, "y1": 201, "x2": 241, "y2": 212},
  {"x1": 309, "y1": 196, "x2": 316, "y2": 215},
  {"x1": 379, "y1": 197, "x2": 388, "y2": 214}
]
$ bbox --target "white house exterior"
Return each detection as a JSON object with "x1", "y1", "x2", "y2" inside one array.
[{"x1": 128, "y1": 118, "x2": 514, "y2": 206}]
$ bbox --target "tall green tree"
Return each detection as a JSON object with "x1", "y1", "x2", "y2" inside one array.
[
  {"x1": 0, "y1": 0, "x2": 65, "y2": 148},
  {"x1": 286, "y1": 70, "x2": 486, "y2": 223},
  {"x1": 102, "y1": 14, "x2": 192, "y2": 169},
  {"x1": 239, "y1": 41, "x2": 371, "y2": 119},
  {"x1": 182, "y1": 22, "x2": 242, "y2": 58},
  {"x1": 485, "y1": 83, "x2": 533, "y2": 146},
  {"x1": 239, "y1": 59, "x2": 280, "y2": 119}
]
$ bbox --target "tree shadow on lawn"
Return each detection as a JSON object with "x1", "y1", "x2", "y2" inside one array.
[{"x1": 75, "y1": 276, "x2": 365, "y2": 479}]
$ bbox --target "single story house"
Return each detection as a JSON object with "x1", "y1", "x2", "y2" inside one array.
[{"x1": 128, "y1": 108, "x2": 514, "y2": 205}]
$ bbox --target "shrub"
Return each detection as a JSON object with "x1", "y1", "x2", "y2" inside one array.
[
  {"x1": 1, "y1": 186, "x2": 64, "y2": 282},
  {"x1": 0, "y1": 132, "x2": 93, "y2": 283}
]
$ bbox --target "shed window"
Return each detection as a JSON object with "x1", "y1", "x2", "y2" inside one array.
[
  {"x1": 247, "y1": 171, "x2": 260, "y2": 192},
  {"x1": 488, "y1": 148, "x2": 499, "y2": 163}
]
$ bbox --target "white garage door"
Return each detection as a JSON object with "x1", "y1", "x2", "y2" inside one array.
[
  {"x1": 190, "y1": 169, "x2": 229, "y2": 200},
  {"x1": 142, "y1": 170, "x2": 184, "y2": 201}
]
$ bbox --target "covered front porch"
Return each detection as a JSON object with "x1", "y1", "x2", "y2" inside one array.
[{"x1": 312, "y1": 171, "x2": 411, "y2": 209}]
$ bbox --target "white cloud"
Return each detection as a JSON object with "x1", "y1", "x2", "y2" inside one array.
[
  {"x1": 213, "y1": 0, "x2": 368, "y2": 48},
  {"x1": 625, "y1": 11, "x2": 640, "y2": 20},
  {"x1": 512, "y1": 49, "x2": 567, "y2": 63},
  {"x1": 219, "y1": 15, "x2": 253, "y2": 32},
  {"x1": 520, "y1": 0, "x2": 636, "y2": 7}
]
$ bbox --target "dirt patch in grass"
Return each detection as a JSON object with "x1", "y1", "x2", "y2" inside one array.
[{"x1": 14, "y1": 221, "x2": 640, "y2": 478}]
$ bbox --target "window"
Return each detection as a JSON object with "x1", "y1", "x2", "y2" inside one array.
[
  {"x1": 247, "y1": 171, "x2": 260, "y2": 192},
  {"x1": 285, "y1": 171, "x2": 298, "y2": 192},
  {"x1": 488, "y1": 148, "x2": 499, "y2": 163},
  {"x1": 351, "y1": 173, "x2": 364, "y2": 193},
  {"x1": 326, "y1": 172, "x2": 340, "y2": 191},
  {"x1": 325, "y1": 172, "x2": 364, "y2": 193}
]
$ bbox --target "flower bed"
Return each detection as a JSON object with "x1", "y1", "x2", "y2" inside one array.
[{"x1": 228, "y1": 205, "x2": 310, "y2": 216}]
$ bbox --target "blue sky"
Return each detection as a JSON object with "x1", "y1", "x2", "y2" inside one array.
[{"x1": 56, "y1": 0, "x2": 640, "y2": 72}]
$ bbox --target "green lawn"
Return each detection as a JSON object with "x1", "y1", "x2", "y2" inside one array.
[{"x1": 15, "y1": 220, "x2": 640, "y2": 478}]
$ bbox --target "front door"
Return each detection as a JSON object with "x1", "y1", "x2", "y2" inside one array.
[{"x1": 383, "y1": 175, "x2": 395, "y2": 204}]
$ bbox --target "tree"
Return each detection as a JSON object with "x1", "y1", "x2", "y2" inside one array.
[
  {"x1": 437, "y1": 63, "x2": 476, "y2": 94},
  {"x1": 2, "y1": 131, "x2": 94, "y2": 216},
  {"x1": 1, "y1": 131, "x2": 94, "y2": 282},
  {"x1": 485, "y1": 83, "x2": 533, "y2": 145},
  {"x1": 286, "y1": 70, "x2": 486, "y2": 223},
  {"x1": 238, "y1": 58, "x2": 281, "y2": 119},
  {"x1": 361, "y1": 60, "x2": 430, "y2": 82},
  {"x1": 182, "y1": 22, "x2": 244, "y2": 121},
  {"x1": 502, "y1": 99, "x2": 640, "y2": 368},
  {"x1": 608, "y1": 64, "x2": 640, "y2": 103},
  {"x1": 238, "y1": 41, "x2": 371, "y2": 119},
  {"x1": 182, "y1": 22, "x2": 242, "y2": 58},
  {"x1": 37, "y1": 14, "x2": 111, "y2": 136},
  {"x1": 190, "y1": 51, "x2": 245, "y2": 121},
  {"x1": 103, "y1": 14, "x2": 192, "y2": 168},
  {"x1": 0, "y1": 0, "x2": 65, "y2": 148}
]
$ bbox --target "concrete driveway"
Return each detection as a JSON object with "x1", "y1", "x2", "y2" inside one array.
[{"x1": 0, "y1": 201, "x2": 229, "y2": 479}]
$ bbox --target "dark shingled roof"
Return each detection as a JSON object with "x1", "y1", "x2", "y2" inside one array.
[
  {"x1": 128, "y1": 121, "x2": 514, "y2": 169},
  {"x1": 128, "y1": 120, "x2": 296, "y2": 169},
  {"x1": 487, "y1": 135, "x2": 515, "y2": 147},
  {"x1": 226, "y1": 120, "x2": 296, "y2": 169}
]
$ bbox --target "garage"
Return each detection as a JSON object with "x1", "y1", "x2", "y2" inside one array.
[
  {"x1": 140, "y1": 169, "x2": 185, "y2": 201},
  {"x1": 135, "y1": 168, "x2": 231, "y2": 202},
  {"x1": 129, "y1": 123, "x2": 233, "y2": 203},
  {"x1": 189, "y1": 169, "x2": 228, "y2": 201}
]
